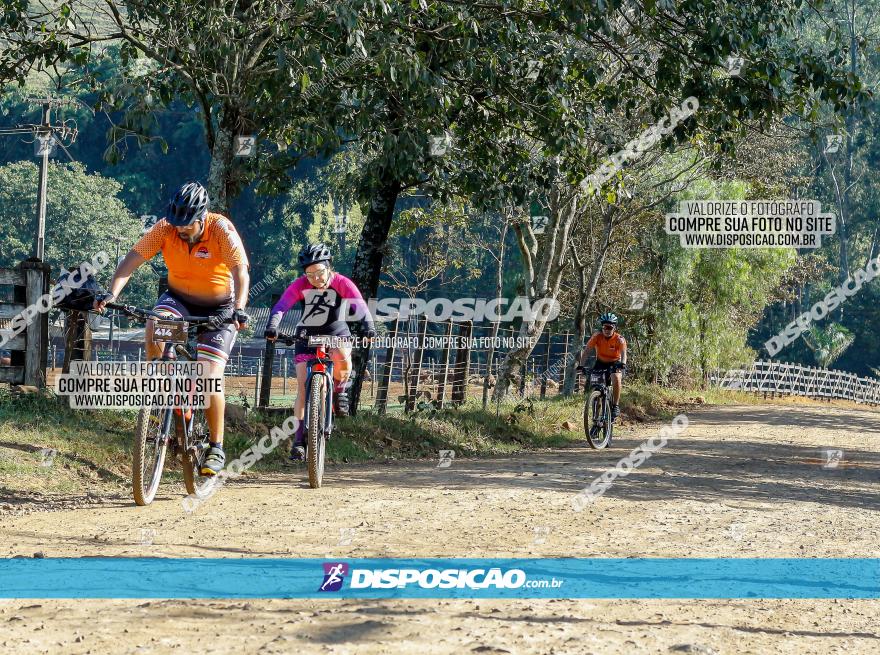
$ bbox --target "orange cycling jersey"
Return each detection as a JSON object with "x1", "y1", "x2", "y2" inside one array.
[
  {"x1": 587, "y1": 332, "x2": 626, "y2": 363},
  {"x1": 133, "y1": 213, "x2": 249, "y2": 305}
]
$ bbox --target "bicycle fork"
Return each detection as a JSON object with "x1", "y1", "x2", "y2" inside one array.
[{"x1": 304, "y1": 361, "x2": 335, "y2": 439}]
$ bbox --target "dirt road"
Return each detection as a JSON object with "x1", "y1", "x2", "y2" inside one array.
[{"x1": 2, "y1": 404, "x2": 880, "y2": 654}]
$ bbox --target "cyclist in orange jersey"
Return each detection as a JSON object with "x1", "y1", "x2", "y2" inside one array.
[
  {"x1": 94, "y1": 182, "x2": 250, "y2": 476},
  {"x1": 576, "y1": 312, "x2": 627, "y2": 421}
]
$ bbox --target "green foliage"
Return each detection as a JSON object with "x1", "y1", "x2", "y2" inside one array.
[
  {"x1": 626, "y1": 176, "x2": 796, "y2": 382},
  {"x1": 0, "y1": 0, "x2": 877, "y2": 381},
  {"x1": 802, "y1": 322, "x2": 855, "y2": 368},
  {"x1": 0, "y1": 160, "x2": 155, "y2": 306}
]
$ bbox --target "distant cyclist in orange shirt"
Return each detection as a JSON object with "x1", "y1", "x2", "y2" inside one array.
[
  {"x1": 94, "y1": 182, "x2": 250, "y2": 475},
  {"x1": 576, "y1": 312, "x2": 627, "y2": 421}
]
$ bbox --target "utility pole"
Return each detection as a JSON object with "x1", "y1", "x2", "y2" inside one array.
[
  {"x1": 108, "y1": 238, "x2": 120, "y2": 354},
  {"x1": 22, "y1": 96, "x2": 82, "y2": 262},
  {"x1": 34, "y1": 102, "x2": 51, "y2": 261}
]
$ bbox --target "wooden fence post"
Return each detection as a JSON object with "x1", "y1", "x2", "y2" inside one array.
[
  {"x1": 436, "y1": 319, "x2": 454, "y2": 409},
  {"x1": 481, "y1": 321, "x2": 500, "y2": 410},
  {"x1": 375, "y1": 316, "x2": 399, "y2": 415},
  {"x1": 0, "y1": 267, "x2": 27, "y2": 384},
  {"x1": 560, "y1": 332, "x2": 571, "y2": 394},
  {"x1": 259, "y1": 344, "x2": 274, "y2": 408},
  {"x1": 62, "y1": 310, "x2": 92, "y2": 373},
  {"x1": 258, "y1": 293, "x2": 281, "y2": 408},
  {"x1": 405, "y1": 316, "x2": 428, "y2": 412},
  {"x1": 451, "y1": 320, "x2": 473, "y2": 405},
  {"x1": 18, "y1": 261, "x2": 50, "y2": 387},
  {"x1": 540, "y1": 331, "x2": 552, "y2": 399},
  {"x1": 0, "y1": 261, "x2": 50, "y2": 386},
  {"x1": 255, "y1": 358, "x2": 262, "y2": 408}
]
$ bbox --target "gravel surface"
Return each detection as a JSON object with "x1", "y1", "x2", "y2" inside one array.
[{"x1": 2, "y1": 404, "x2": 879, "y2": 654}]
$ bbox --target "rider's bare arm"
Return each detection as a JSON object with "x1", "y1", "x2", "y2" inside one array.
[
  {"x1": 94, "y1": 250, "x2": 146, "y2": 311},
  {"x1": 577, "y1": 344, "x2": 594, "y2": 367},
  {"x1": 231, "y1": 263, "x2": 250, "y2": 310}
]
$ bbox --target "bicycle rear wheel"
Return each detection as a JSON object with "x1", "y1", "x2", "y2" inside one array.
[
  {"x1": 181, "y1": 409, "x2": 214, "y2": 499},
  {"x1": 307, "y1": 375, "x2": 327, "y2": 488},
  {"x1": 133, "y1": 405, "x2": 170, "y2": 506},
  {"x1": 584, "y1": 390, "x2": 613, "y2": 449}
]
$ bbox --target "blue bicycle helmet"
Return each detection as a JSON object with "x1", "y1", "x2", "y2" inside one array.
[
  {"x1": 599, "y1": 312, "x2": 619, "y2": 325},
  {"x1": 166, "y1": 182, "x2": 209, "y2": 227}
]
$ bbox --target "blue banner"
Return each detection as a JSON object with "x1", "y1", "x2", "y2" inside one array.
[{"x1": 1, "y1": 558, "x2": 878, "y2": 599}]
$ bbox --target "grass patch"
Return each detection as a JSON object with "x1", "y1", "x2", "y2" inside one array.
[
  {"x1": 3, "y1": 381, "x2": 838, "y2": 498},
  {"x1": 0, "y1": 388, "x2": 135, "y2": 495}
]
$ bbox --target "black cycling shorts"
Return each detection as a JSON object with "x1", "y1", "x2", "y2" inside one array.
[
  {"x1": 592, "y1": 359, "x2": 624, "y2": 374},
  {"x1": 153, "y1": 292, "x2": 237, "y2": 365}
]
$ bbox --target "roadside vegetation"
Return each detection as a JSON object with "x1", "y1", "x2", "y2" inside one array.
[{"x1": 0, "y1": 384, "x2": 860, "y2": 499}]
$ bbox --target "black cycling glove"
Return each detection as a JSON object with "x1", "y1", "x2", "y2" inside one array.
[
  {"x1": 208, "y1": 307, "x2": 235, "y2": 329},
  {"x1": 233, "y1": 308, "x2": 250, "y2": 326}
]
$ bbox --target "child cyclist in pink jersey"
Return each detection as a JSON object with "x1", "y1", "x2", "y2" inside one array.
[{"x1": 264, "y1": 243, "x2": 376, "y2": 461}]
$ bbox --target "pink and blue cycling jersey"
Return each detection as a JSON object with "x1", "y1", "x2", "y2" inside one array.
[{"x1": 267, "y1": 272, "x2": 374, "y2": 338}]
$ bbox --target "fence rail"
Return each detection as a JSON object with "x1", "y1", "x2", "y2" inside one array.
[
  {"x1": 0, "y1": 261, "x2": 50, "y2": 387},
  {"x1": 710, "y1": 360, "x2": 880, "y2": 405}
]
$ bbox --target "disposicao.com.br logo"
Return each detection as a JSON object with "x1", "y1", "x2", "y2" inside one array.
[{"x1": 320, "y1": 563, "x2": 563, "y2": 591}]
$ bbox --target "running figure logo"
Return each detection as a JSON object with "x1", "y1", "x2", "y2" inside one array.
[
  {"x1": 319, "y1": 562, "x2": 349, "y2": 592},
  {"x1": 301, "y1": 288, "x2": 339, "y2": 327}
]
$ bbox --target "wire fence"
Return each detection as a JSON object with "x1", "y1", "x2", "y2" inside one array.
[
  {"x1": 40, "y1": 311, "x2": 590, "y2": 413},
  {"x1": 710, "y1": 360, "x2": 880, "y2": 405},
  {"x1": 34, "y1": 311, "x2": 880, "y2": 412},
  {"x1": 359, "y1": 319, "x2": 581, "y2": 413}
]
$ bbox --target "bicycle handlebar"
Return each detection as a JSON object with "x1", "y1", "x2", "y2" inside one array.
[
  {"x1": 275, "y1": 333, "x2": 299, "y2": 346},
  {"x1": 106, "y1": 302, "x2": 221, "y2": 326},
  {"x1": 274, "y1": 333, "x2": 357, "y2": 347}
]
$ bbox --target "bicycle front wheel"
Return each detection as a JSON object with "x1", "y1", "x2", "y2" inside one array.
[
  {"x1": 307, "y1": 374, "x2": 328, "y2": 488},
  {"x1": 584, "y1": 390, "x2": 613, "y2": 449},
  {"x1": 133, "y1": 406, "x2": 170, "y2": 506}
]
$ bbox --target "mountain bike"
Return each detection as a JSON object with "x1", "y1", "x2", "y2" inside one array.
[
  {"x1": 277, "y1": 333, "x2": 346, "y2": 488},
  {"x1": 583, "y1": 366, "x2": 615, "y2": 449},
  {"x1": 110, "y1": 303, "x2": 227, "y2": 506}
]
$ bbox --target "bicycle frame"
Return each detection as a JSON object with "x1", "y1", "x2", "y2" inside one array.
[
  {"x1": 155, "y1": 340, "x2": 199, "y2": 451},
  {"x1": 589, "y1": 368, "x2": 613, "y2": 395}
]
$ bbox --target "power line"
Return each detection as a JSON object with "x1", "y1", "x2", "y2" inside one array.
[{"x1": 22, "y1": 96, "x2": 84, "y2": 261}]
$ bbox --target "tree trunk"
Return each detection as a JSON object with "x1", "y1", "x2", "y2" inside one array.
[
  {"x1": 563, "y1": 210, "x2": 614, "y2": 395},
  {"x1": 482, "y1": 221, "x2": 508, "y2": 409},
  {"x1": 698, "y1": 315, "x2": 709, "y2": 386},
  {"x1": 493, "y1": 184, "x2": 580, "y2": 400},
  {"x1": 836, "y1": 9, "x2": 858, "y2": 302},
  {"x1": 206, "y1": 104, "x2": 238, "y2": 215},
  {"x1": 348, "y1": 173, "x2": 403, "y2": 414}
]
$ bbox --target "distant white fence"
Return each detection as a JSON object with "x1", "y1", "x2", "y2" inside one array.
[{"x1": 710, "y1": 360, "x2": 880, "y2": 405}]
